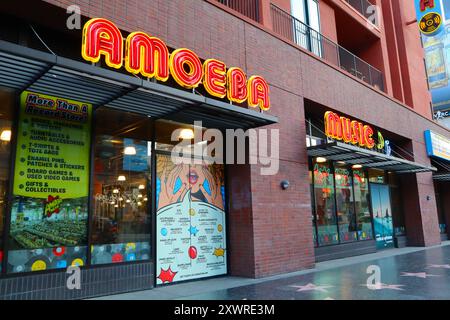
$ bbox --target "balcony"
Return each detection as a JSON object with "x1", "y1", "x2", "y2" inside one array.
[
  {"x1": 215, "y1": 0, "x2": 260, "y2": 22},
  {"x1": 344, "y1": 0, "x2": 377, "y2": 25},
  {"x1": 270, "y1": 4, "x2": 384, "y2": 92}
]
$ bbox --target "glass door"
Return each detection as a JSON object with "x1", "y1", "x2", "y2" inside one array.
[{"x1": 370, "y1": 184, "x2": 394, "y2": 249}]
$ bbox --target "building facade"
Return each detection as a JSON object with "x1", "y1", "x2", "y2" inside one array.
[{"x1": 0, "y1": 0, "x2": 449, "y2": 299}]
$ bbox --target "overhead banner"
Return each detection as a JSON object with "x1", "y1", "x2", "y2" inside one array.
[
  {"x1": 8, "y1": 91, "x2": 92, "y2": 273},
  {"x1": 156, "y1": 154, "x2": 227, "y2": 284},
  {"x1": 415, "y1": 0, "x2": 444, "y2": 36}
]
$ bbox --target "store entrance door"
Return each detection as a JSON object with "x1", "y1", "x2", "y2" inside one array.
[{"x1": 370, "y1": 184, "x2": 394, "y2": 249}]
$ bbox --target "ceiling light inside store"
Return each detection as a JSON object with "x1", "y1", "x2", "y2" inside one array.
[
  {"x1": 316, "y1": 157, "x2": 327, "y2": 163},
  {"x1": 0, "y1": 130, "x2": 11, "y2": 141},
  {"x1": 337, "y1": 161, "x2": 346, "y2": 165},
  {"x1": 179, "y1": 128, "x2": 194, "y2": 140},
  {"x1": 118, "y1": 175, "x2": 126, "y2": 181},
  {"x1": 352, "y1": 164, "x2": 363, "y2": 169},
  {"x1": 124, "y1": 146, "x2": 136, "y2": 155},
  {"x1": 113, "y1": 189, "x2": 119, "y2": 194},
  {"x1": 138, "y1": 184, "x2": 145, "y2": 190}
]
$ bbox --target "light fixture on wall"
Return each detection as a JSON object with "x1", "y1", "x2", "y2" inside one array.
[
  {"x1": 316, "y1": 157, "x2": 327, "y2": 163},
  {"x1": 352, "y1": 164, "x2": 363, "y2": 169},
  {"x1": 0, "y1": 130, "x2": 11, "y2": 142},
  {"x1": 124, "y1": 146, "x2": 136, "y2": 155},
  {"x1": 117, "y1": 175, "x2": 126, "y2": 181},
  {"x1": 179, "y1": 128, "x2": 194, "y2": 140},
  {"x1": 280, "y1": 180, "x2": 290, "y2": 190},
  {"x1": 138, "y1": 184, "x2": 145, "y2": 190}
]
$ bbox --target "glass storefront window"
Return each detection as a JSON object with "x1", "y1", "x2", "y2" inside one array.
[
  {"x1": 389, "y1": 172, "x2": 406, "y2": 237},
  {"x1": 313, "y1": 160, "x2": 339, "y2": 245},
  {"x1": 309, "y1": 168, "x2": 318, "y2": 247},
  {"x1": 90, "y1": 108, "x2": 152, "y2": 264},
  {"x1": 353, "y1": 169, "x2": 373, "y2": 240},
  {"x1": 0, "y1": 89, "x2": 14, "y2": 271},
  {"x1": 335, "y1": 164, "x2": 357, "y2": 243}
]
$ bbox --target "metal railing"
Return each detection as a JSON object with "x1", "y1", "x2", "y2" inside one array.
[
  {"x1": 216, "y1": 0, "x2": 260, "y2": 22},
  {"x1": 345, "y1": 0, "x2": 377, "y2": 25},
  {"x1": 271, "y1": 4, "x2": 384, "y2": 92}
]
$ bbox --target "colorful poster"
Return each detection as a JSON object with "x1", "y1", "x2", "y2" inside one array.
[
  {"x1": 7, "y1": 91, "x2": 92, "y2": 273},
  {"x1": 156, "y1": 154, "x2": 226, "y2": 284}
]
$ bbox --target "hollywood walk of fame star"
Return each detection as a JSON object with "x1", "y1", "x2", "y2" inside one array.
[
  {"x1": 428, "y1": 264, "x2": 450, "y2": 269},
  {"x1": 290, "y1": 283, "x2": 334, "y2": 293},
  {"x1": 400, "y1": 272, "x2": 439, "y2": 278},
  {"x1": 362, "y1": 282, "x2": 405, "y2": 291}
]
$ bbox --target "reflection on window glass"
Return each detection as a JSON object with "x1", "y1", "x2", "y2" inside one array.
[
  {"x1": 390, "y1": 186, "x2": 406, "y2": 236},
  {"x1": 309, "y1": 168, "x2": 318, "y2": 247},
  {"x1": 353, "y1": 169, "x2": 373, "y2": 240},
  {"x1": 369, "y1": 168, "x2": 385, "y2": 183},
  {"x1": 0, "y1": 89, "x2": 14, "y2": 272},
  {"x1": 91, "y1": 108, "x2": 151, "y2": 265},
  {"x1": 313, "y1": 160, "x2": 338, "y2": 246},
  {"x1": 335, "y1": 165, "x2": 357, "y2": 243}
]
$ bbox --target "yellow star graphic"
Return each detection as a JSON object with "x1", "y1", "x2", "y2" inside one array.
[{"x1": 213, "y1": 247, "x2": 225, "y2": 257}]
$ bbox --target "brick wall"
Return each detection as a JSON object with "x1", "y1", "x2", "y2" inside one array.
[{"x1": 38, "y1": 0, "x2": 450, "y2": 277}]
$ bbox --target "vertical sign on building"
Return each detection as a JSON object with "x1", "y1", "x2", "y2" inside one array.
[
  {"x1": 415, "y1": 0, "x2": 450, "y2": 129},
  {"x1": 8, "y1": 91, "x2": 92, "y2": 273}
]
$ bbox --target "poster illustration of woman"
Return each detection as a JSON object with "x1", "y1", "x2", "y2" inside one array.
[{"x1": 156, "y1": 154, "x2": 225, "y2": 210}]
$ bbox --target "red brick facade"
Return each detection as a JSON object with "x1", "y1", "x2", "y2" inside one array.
[{"x1": 37, "y1": 0, "x2": 449, "y2": 278}]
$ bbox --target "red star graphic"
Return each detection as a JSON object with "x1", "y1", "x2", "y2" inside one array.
[{"x1": 157, "y1": 266, "x2": 178, "y2": 283}]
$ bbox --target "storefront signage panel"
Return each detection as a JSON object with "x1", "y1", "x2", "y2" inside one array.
[
  {"x1": 415, "y1": 0, "x2": 444, "y2": 36},
  {"x1": 424, "y1": 130, "x2": 450, "y2": 161},
  {"x1": 324, "y1": 111, "x2": 379, "y2": 149},
  {"x1": 8, "y1": 91, "x2": 92, "y2": 273},
  {"x1": 156, "y1": 154, "x2": 227, "y2": 284},
  {"x1": 81, "y1": 18, "x2": 270, "y2": 111}
]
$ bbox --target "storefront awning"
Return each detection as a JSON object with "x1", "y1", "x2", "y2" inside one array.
[
  {"x1": 0, "y1": 40, "x2": 277, "y2": 129},
  {"x1": 433, "y1": 173, "x2": 450, "y2": 181},
  {"x1": 307, "y1": 141, "x2": 436, "y2": 174}
]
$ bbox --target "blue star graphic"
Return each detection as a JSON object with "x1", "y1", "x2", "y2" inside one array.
[{"x1": 188, "y1": 226, "x2": 199, "y2": 236}]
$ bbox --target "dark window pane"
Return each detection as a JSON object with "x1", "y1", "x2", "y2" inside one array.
[
  {"x1": 313, "y1": 160, "x2": 338, "y2": 245},
  {"x1": 335, "y1": 164, "x2": 357, "y2": 243},
  {"x1": 90, "y1": 108, "x2": 152, "y2": 265},
  {"x1": 353, "y1": 169, "x2": 373, "y2": 240},
  {"x1": 0, "y1": 89, "x2": 14, "y2": 272}
]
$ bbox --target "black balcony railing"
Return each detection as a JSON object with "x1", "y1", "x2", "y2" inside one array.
[
  {"x1": 345, "y1": 0, "x2": 377, "y2": 25},
  {"x1": 216, "y1": 0, "x2": 260, "y2": 22},
  {"x1": 270, "y1": 4, "x2": 384, "y2": 92}
]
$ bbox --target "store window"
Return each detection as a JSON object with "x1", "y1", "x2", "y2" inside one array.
[
  {"x1": 90, "y1": 108, "x2": 152, "y2": 265},
  {"x1": 353, "y1": 169, "x2": 373, "y2": 240},
  {"x1": 0, "y1": 89, "x2": 14, "y2": 272},
  {"x1": 388, "y1": 172, "x2": 406, "y2": 236},
  {"x1": 8, "y1": 91, "x2": 91, "y2": 273},
  {"x1": 312, "y1": 159, "x2": 338, "y2": 246},
  {"x1": 309, "y1": 167, "x2": 318, "y2": 247},
  {"x1": 335, "y1": 164, "x2": 357, "y2": 243}
]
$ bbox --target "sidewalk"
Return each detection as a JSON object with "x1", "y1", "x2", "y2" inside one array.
[{"x1": 92, "y1": 241, "x2": 450, "y2": 300}]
